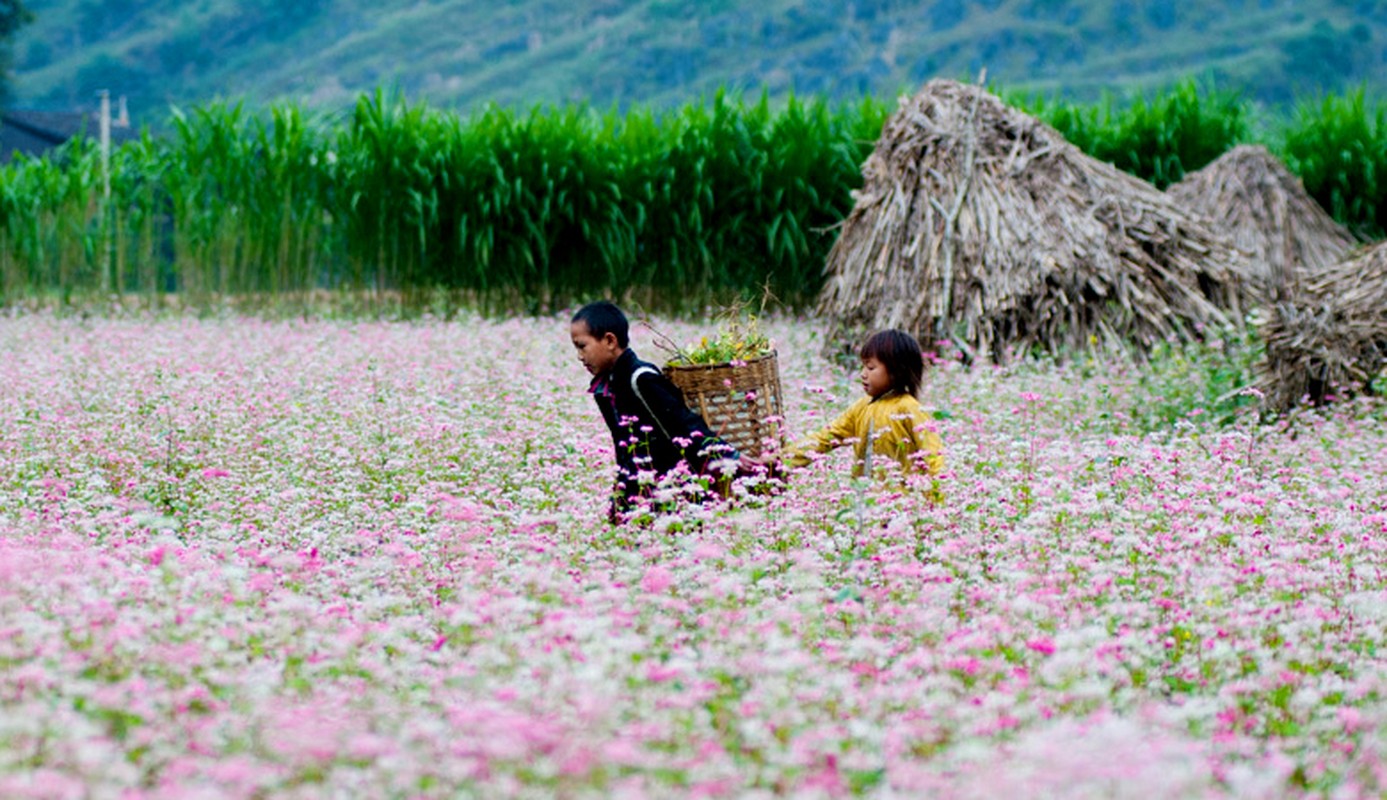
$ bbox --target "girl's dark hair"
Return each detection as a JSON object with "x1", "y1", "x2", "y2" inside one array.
[
  {"x1": 860, "y1": 329, "x2": 924, "y2": 397},
  {"x1": 572, "y1": 301, "x2": 629, "y2": 348}
]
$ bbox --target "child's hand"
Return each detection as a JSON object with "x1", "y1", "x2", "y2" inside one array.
[
  {"x1": 737, "y1": 453, "x2": 782, "y2": 479},
  {"x1": 741, "y1": 453, "x2": 775, "y2": 469}
]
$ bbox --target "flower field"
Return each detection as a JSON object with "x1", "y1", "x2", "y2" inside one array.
[{"x1": 1, "y1": 313, "x2": 1385, "y2": 798}]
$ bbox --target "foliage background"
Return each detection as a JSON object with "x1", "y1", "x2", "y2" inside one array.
[{"x1": 9, "y1": 0, "x2": 1387, "y2": 120}]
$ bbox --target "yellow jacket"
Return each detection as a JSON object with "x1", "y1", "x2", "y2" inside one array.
[{"x1": 785, "y1": 392, "x2": 944, "y2": 478}]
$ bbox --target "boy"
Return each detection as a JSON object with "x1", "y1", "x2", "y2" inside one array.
[{"x1": 570, "y1": 301, "x2": 738, "y2": 521}]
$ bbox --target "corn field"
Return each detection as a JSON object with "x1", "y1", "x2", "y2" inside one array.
[
  {"x1": 0, "y1": 91, "x2": 888, "y2": 314},
  {"x1": 0, "y1": 82, "x2": 1382, "y2": 314}
]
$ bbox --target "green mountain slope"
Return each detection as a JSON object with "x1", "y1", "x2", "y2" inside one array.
[{"x1": 11, "y1": 0, "x2": 1386, "y2": 121}]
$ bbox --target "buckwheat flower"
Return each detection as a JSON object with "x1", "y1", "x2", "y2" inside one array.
[{"x1": 640, "y1": 566, "x2": 674, "y2": 594}]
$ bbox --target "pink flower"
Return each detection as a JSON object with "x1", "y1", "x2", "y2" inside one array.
[
  {"x1": 1026, "y1": 637, "x2": 1057, "y2": 656},
  {"x1": 1339, "y1": 706, "x2": 1365, "y2": 733},
  {"x1": 646, "y1": 663, "x2": 680, "y2": 683},
  {"x1": 641, "y1": 566, "x2": 674, "y2": 594}
]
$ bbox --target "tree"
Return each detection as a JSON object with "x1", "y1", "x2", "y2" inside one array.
[
  {"x1": 0, "y1": 0, "x2": 34, "y2": 104},
  {"x1": 1281, "y1": 21, "x2": 1373, "y2": 98}
]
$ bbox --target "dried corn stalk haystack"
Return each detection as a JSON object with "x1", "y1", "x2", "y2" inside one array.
[
  {"x1": 664, "y1": 353, "x2": 784, "y2": 459},
  {"x1": 817, "y1": 79, "x2": 1252, "y2": 362},
  {"x1": 1168, "y1": 145, "x2": 1357, "y2": 305},
  {"x1": 1260, "y1": 242, "x2": 1387, "y2": 411}
]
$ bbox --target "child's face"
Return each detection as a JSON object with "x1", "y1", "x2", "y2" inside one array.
[
  {"x1": 860, "y1": 356, "x2": 892, "y2": 398},
  {"x1": 570, "y1": 321, "x2": 623, "y2": 376}
]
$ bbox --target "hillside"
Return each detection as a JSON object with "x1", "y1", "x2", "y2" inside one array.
[{"x1": 9, "y1": 0, "x2": 1387, "y2": 122}]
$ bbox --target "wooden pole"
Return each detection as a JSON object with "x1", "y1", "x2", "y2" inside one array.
[{"x1": 99, "y1": 90, "x2": 112, "y2": 296}]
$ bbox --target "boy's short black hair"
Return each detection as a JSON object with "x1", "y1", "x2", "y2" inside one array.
[
  {"x1": 572, "y1": 301, "x2": 630, "y2": 348},
  {"x1": 860, "y1": 329, "x2": 924, "y2": 397}
]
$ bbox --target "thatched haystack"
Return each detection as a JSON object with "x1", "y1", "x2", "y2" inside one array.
[
  {"x1": 1260, "y1": 242, "x2": 1387, "y2": 411},
  {"x1": 817, "y1": 79, "x2": 1251, "y2": 361},
  {"x1": 1168, "y1": 145, "x2": 1357, "y2": 304}
]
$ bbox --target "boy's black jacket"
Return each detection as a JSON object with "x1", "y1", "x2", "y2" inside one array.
[{"x1": 590, "y1": 348, "x2": 734, "y2": 501}]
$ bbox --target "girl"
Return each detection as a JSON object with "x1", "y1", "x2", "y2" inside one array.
[{"x1": 782, "y1": 329, "x2": 944, "y2": 481}]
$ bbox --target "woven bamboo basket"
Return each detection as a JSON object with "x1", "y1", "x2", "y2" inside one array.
[{"x1": 664, "y1": 352, "x2": 785, "y2": 459}]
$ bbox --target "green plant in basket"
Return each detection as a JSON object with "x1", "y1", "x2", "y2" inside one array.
[{"x1": 666, "y1": 314, "x2": 773, "y2": 366}]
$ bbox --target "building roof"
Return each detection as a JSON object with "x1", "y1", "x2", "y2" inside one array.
[{"x1": 1, "y1": 107, "x2": 140, "y2": 163}]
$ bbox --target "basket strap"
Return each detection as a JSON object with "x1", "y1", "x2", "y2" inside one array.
[{"x1": 630, "y1": 366, "x2": 674, "y2": 444}]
